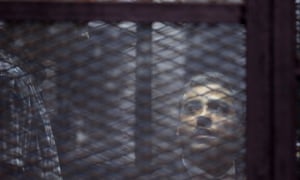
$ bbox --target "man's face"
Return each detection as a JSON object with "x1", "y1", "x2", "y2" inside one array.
[{"x1": 177, "y1": 83, "x2": 243, "y2": 173}]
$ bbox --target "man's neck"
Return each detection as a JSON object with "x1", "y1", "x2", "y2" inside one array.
[{"x1": 182, "y1": 158, "x2": 235, "y2": 179}]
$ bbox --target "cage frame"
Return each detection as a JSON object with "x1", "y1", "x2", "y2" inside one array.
[{"x1": 0, "y1": 1, "x2": 296, "y2": 180}]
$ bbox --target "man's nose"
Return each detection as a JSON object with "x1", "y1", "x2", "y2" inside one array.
[{"x1": 197, "y1": 116, "x2": 212, "y2": 128}]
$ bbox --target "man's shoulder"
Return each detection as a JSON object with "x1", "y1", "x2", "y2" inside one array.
[{"x1": 150, "y1": 160, "x2": 247, "y2": 180}]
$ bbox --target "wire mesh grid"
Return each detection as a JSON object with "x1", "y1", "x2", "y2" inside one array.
[{"x1": 0, "y1": 21, "x2": 246, "y2": 179}]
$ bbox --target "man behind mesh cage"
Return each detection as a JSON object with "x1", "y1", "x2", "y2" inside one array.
[
  {"x1": 176, "y1": 72, "x2": 246, "y2": 180},
  {"x1": 0, "y1": 51, "x2": 62, "y2": 179}
]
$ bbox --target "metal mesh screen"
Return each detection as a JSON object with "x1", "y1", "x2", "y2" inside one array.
[{"x1": 0, "y1": 21, "x2": 246, "y2": 179}]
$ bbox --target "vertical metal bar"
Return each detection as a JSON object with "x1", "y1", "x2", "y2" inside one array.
[
  {"x1": 273, "y1": 0, "x2": 296, "y2": 179},
  {"x1": 246, "y1": 0, "x2": 273, "y2": 179},
  {"x1": 185, "y1": 24, "x2": 201, "y2": 81},
  {"x1": 135, "y1": 23, "x2": 153, "y2": 173}
]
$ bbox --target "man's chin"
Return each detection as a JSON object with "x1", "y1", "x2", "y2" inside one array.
[
  {"x1": 183, "y1": 142, "x2": 241, "y2": 165},
  {"x1": 183, "y1": 146, "x2": 234, "y2": 170}
]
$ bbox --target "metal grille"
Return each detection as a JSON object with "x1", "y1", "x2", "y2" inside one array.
[{"x1": 0, "y1": 21, "x2": 246, "y2": 179}]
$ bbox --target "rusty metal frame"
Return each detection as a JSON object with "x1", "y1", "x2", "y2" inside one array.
[
  {"x1": 0, "y1": 1, "x2": 296, "y2": 180},
  {"x1": 246, "y1": 0, "x2": 296, "y2": 180},
  {"x1": 272, "y1": 0, "x2": 296, "y2": 179},
  {"x1": 0, "y1": 2, "x2": 244, "y2": 23},
  {"x1": 246, "y1": 0, "x2": 273, "y2": 179}
]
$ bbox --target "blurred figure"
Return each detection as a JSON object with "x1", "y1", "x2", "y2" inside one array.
[
  {"x1": 0, "y1": 51, "x2": 62, "y2": 179},
  {"x1": 177, "y1": 72, "x2": 245, "y2": 179}
]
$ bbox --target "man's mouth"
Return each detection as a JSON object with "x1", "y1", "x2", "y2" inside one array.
[
  {"x1": 191, "y1": 128, "x2": 219, "y2": 145},
  {"x1": 193, "y1": 128, "x2": 216, "y2": 138}
]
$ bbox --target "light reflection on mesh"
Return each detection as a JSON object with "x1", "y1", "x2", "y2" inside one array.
[
  {"x1": 0, "y1": 21, "x2": 246, "y2": 179},
  {"x1": 0, "y1": 51, "x2": 62, "y2": 179}
]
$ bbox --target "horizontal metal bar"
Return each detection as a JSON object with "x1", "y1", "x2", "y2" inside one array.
[{"x1": 0, "y1": 2, "x2": 245, "y2": 23}]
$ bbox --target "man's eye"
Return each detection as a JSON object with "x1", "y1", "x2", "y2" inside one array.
[
  {"x1": 182, "y1": 100, "x2": 202, "y2": 115},
  {"x1": 207, "y1": 100, "x2": 230, "y2": 114}
]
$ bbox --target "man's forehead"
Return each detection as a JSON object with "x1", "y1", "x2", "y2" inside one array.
[{"x1": 183, "y1": 84, "x2": 231, "y2": 101}]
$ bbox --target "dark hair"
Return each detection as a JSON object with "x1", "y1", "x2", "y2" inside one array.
[{"x1": 186, "y1": 72, "x2": 240, "y2": 94}]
